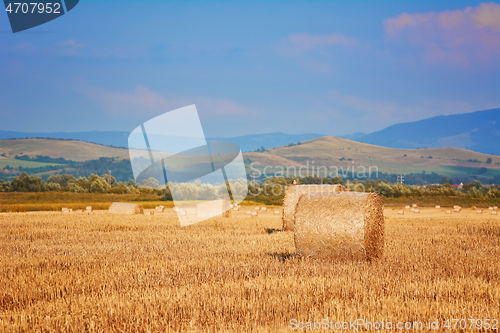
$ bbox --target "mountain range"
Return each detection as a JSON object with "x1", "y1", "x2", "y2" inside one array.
[{"x1": 1, "y1": 108, "x2": 499, "y2": 155}]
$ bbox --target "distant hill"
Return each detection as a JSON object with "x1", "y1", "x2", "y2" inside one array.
[
  {"x1": 0, "y1": 139, "x2": 130, "y2": 162},
  {"x1": 359, "y1": 108, "x2": 500, "y2": 155},
  {"x1": 0, "y1": 130, "x2": 130, "y2": 148},
  {"x1": 0, "y1": 130, "x2": 323, "y2": 153},
  {"x1": 2, "y1": 137, "x2": 498, "y2": 183},
  {"x1": 208, "y1": 132, "x2": 324, "y2": 152}
]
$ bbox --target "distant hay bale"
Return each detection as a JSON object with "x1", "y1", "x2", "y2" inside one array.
[
  {"x1": 414, "y1": 208, "x2": 420, "y2": 213},
  {"x1": 294, "y1": 192, "x2": 384, "y2": 261},
  {"x1": 155, "y1": 206, "x2": 165, "y2": 212},
  {"x1": 409, "y1": 208, "x2": 415, "y2": 212},
  {"x1": 254, "y1": 207, "x2": 260, "y2": 211},
  {"x1": 86, "y1": 206, "x2": 93, "y2": 213},
  {"x1": 108, "y1": 202, "x2": 144, "y2": 215},
  {"x1": 405, "y1": 205, "x2": 410, "y2": 209},
  {"x1": 251, "y1": 211, "x2": 258, "y2": 217},
  {"x1": 435, "y1": 205, "x2": 440, "y2": 209},
  {"x1": 261, "y1": 207, "x2": 267, "y2": 211},
  {"x1": 445, "y1": 210, "x2": 452, "y2": 214},
  {"x1": 477, "y1": 209, "x2": 483, "y2": 214},
  {"x1": 196, "y1": 200, "x2": 230, "y2": 218},
  {"x1": 145, "y1": 211, "x2": 154, "y2": 216},
  {"x1": 229, "y1": 204, "x2": 234, "y2": 209},
  {"x1": 454, "y1": 207, "x2": 461, "y2": 212},
  {"x1": 412, "y1": 204, "x2": 417, "y2": 208},
  {"x1": 454, "y1": 205, "x2": 460, "y2": 209},
  {"x1": 246, "y1": 210, "x2": 252, "y2": 215},
  {"x1": 489, "y1": 207, "x2": 494, "y2": 210},
  {"x1": 398, "y1": 209, "x2": 404, "y2": 215},
  {"x1": 494, "y1": 206, "x2": 498, "y2": 210},
  {"x1": 471, "y1": 206, "x2": 477, "y2": 210},
  {"x1": 274, "y1": 210, "x2": 280, "y2": 215},
  {"x1": 491, "y1": 210, "x2": 497, "y2": 215},
  {"x1": 282, "y1": 184, "x2": 347, "y2": 232},
  {"x1": 62, "y1": 207, "x2": 69, "y2": 213}
]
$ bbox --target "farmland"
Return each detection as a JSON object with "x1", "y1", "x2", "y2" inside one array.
[
  {"x1": 0, "y1": 158, "x2": 62, "y2": 169},
  {"x1": 1, "y1": 208, "x2": 499, "y2": 331}
]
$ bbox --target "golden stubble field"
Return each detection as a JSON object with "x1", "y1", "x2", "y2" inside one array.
[{"x1": 0, "y1": 207, "x2": 499, "y2": 332}]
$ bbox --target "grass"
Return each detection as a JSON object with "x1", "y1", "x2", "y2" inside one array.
[
  {"x1": 382, "y1": 196, "x2": 500, "y2": 208},
  {"x1": 0, "y1": 208, "x2": 498, "y2": 331},
  {"x1": 0, "y1": 158, "x2": 62, "y2": 169}
]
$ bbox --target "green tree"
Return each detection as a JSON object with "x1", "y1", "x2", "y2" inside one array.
[
  {"x1": 0, "y1": 180, "x2": 14, "y2": 192},
  {"x1": 12, "y1": 172, "x2": 47, "y2": 192}
]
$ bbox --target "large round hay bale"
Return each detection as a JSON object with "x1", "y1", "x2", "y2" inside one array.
[
  {"x1": 294, "y1": 192, "x2": 384, "y2": 261},
  {"x1": 282, "y1": 184, "x2": 347, "y2": 231},
  {"x1": 108, "y1": 202, "x2": 144, "y2": 215}
]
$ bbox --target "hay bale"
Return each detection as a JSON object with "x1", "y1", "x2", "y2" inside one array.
[
  {"x1": 435, "y1": 205, "x2": 440, "y2": 209},
  {"x1": 196, "y1": 200, "x2": 230, "y2": 218},
  {"x1": 86, "y1": 206, "x2": 93, "y2": 213},
  {"x1": 108, "y1": 202, "x2": 144, "y2": 215},
  {"x1": 155, "y1": 206, "x2": 165, "y2": 212},
  {"x1": 454, "y1": 207, "x2": 461, "y2": 212},
  {"x1": 274, "y1": 210, "x2": 280, "y2": 215},
  {"x1": 282, "y1": 184, "x2": 347, "y2": 232},
  {"x1": 494, "y1": 206, "x2": 498, "y2": 210},
  {"x1": 261, "y1": 207, "x2": 267, "y2": 211},
  {"x1": 409, "y1": 207, "x2": 415, "y2": 212},
  {"x1": 491, "y1": 210, "x2": 497, "y2": 215},
  {"x1": 489, "y1": 207, "x2": 494, "y2": 210},
  {"x1": 477, "y1": 209, "x2": 483, "y2": 214},
  {"x1": 246, "y1": 210, "x2": 252, "y2": 215},
  {"x1": 62, "y1": 207, "x2": 69, "y2": 213},
  {"x1": 445, "y1": 210, "x2": 452, "y2": 214},
  {"x1": 471, "y1": 206, "x2": 477, "y2": 210},
  {"x1": 398, "y1": 209, "x2": 404, "y2": 215},
  {"x1": 251, "y1": 211, "x2": 258, "y2": 217},
  {"x1": 405, "y1": 205, "x2": 410, "y2": 209},
  {"x1": 145, "y1": 211, "x2": 154, "y2": 216},
  {"x1": 254, "y1": 207, "x2": 260, "y2": 211},
  {"x1": 412, "y1": 204, "x2": 417, "y2": 208},
  {"x1": 294, "y1": 192, "x2": 384, "y2": 261},
  {"x1": 414, "y1": 208, "x2": 420, "y2": 213}
]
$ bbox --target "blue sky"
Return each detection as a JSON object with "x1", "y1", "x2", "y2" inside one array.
[{"x1": 1, "y1": 0, "x2": 499, "y2": 137}]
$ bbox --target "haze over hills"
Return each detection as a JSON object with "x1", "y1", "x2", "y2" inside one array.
[
  {"x1": 359, "y1": 108, "x2": 500, "y2": 155},
  {"x1": 2, "y1": 137, "x2": 499, "y2": 182},
  {"x1": 1, "y1": 108, "x2": 499, "y2": 154},
  {"x1": 0, "y1": 130, "x2": 324, "y2": 153}
]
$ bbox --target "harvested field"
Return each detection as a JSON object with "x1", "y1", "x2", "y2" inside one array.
[{"x1": 0, "y1": 207, "x2": 499, "y2": 332}]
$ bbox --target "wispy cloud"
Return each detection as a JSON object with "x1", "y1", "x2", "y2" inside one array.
[
  {"x1": 276, "y1": 32, "x2": 358, "y2": 73},
  {"x1": 77, "y1": 85, "x2": 251, "y2": 118},
  {"x1": 288, "y1": 33, "x2": 357, "y2": 50},
  {"x1": 384, "y1": 2, "x2": 500, "y2": 67}
]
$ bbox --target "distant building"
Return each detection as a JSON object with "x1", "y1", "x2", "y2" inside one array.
[{"x1": 451, "y1": 183, "x2": 463, "y2": 190}]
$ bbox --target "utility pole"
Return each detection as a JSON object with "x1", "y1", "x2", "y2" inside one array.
[
  {"x1": 107, "y1": 170, "x2": 112, "y2": 187},
  {"x1": 397, "y1": 175, "x2": 404, "y2": 184}
]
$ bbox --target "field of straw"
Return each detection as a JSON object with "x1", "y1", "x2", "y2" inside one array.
[{"x1": 1, "y1": 207, "x2": 499, "y2": 332}]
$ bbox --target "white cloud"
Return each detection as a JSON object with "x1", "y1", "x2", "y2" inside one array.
[{"x1": 384, "y1": 2, "x2": 500, "y2": 66}]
